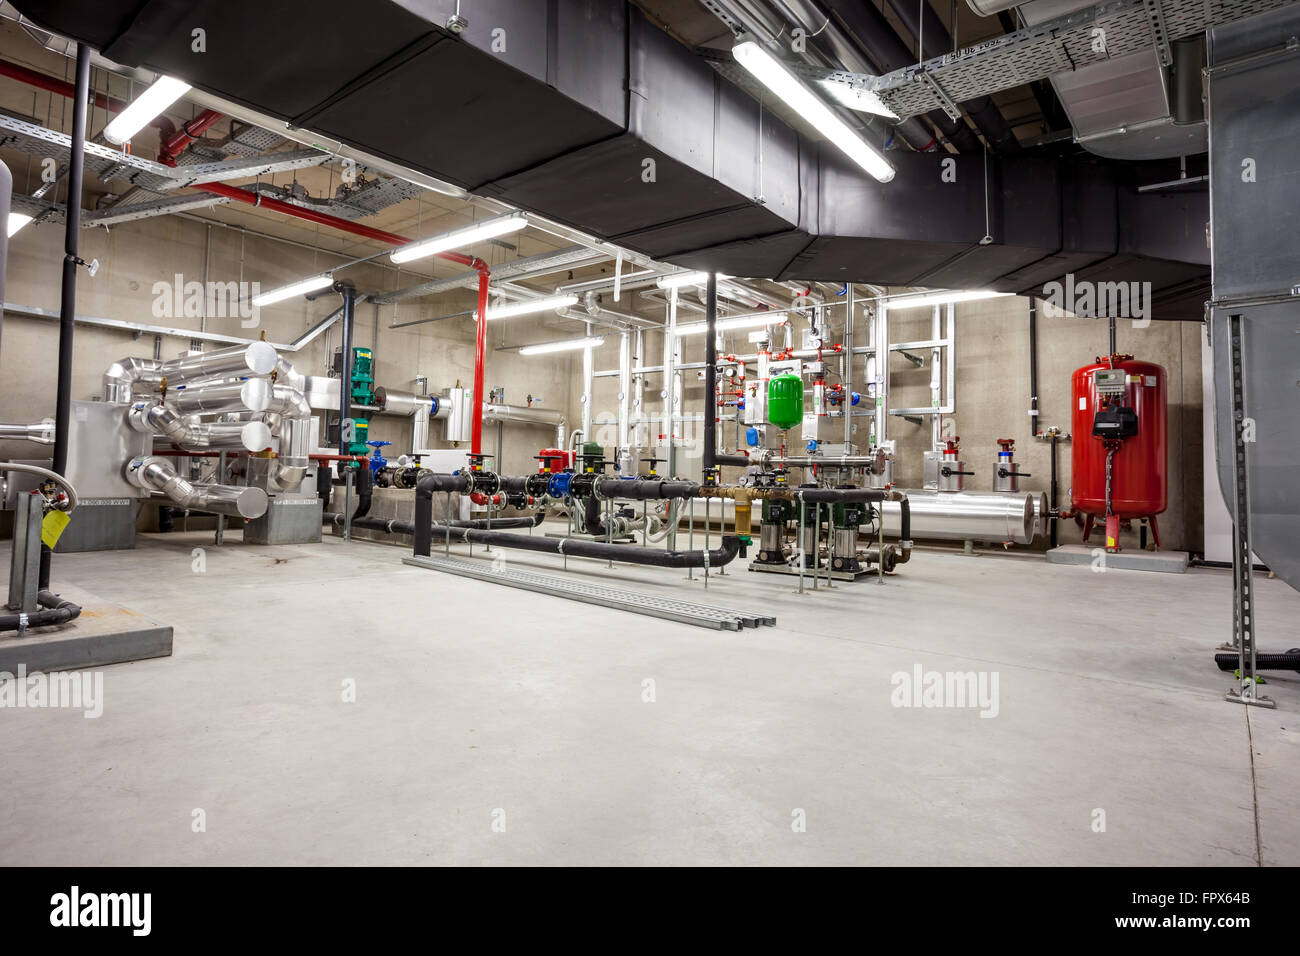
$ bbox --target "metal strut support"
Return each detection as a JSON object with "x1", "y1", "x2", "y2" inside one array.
[{"x1": 1225, "y1": 314, "x2": 1273, "y2": 709}]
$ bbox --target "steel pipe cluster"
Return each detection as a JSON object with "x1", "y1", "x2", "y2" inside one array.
[
  {"x1": 113, "y1": 343, "x2": 313, "y2": 500},
  {"x1": 125, "y1": 455, "x2": 269, "y2": 519}
]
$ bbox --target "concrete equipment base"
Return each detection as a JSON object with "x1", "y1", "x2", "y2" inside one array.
[
  {"x1": 245, "y1": 495, "x2": 323, "y2": 545},
  {"x1": 1047, "y1": 544, "x2": 1189, "y2": 573},
  {"x1": 0, "y1": 582, "x2": 172, "y2": 673}
]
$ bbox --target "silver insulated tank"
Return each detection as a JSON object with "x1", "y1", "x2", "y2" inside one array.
[{"x1": 880, "y1": 490, "x2": 1037, "y2": 545}]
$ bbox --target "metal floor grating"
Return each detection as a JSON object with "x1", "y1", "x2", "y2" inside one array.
[{"x1": 402, "y1": 554, "x2": 776, "y2": 631}]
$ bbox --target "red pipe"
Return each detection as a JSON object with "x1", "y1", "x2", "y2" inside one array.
[
  {"x1": 158, "y1": 108, "x2": 223, "y2": 164},
  {"x1": 471, "y1": 270, "x2": 489, "y2": 458},
  {"x1": 0, "y1": 58, "x2": 128, "y2": 113},
  {"x1": 191, "y1": 181, "x2": 492, "y2": 455}
]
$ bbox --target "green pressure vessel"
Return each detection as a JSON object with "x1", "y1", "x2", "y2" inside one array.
[{"x1": 767, "y1": 374, "x2": 804, "y2": 430}]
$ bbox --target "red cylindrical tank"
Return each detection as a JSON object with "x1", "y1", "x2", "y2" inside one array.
[{"x1": 1070, "y1": 355, "x2": 1167, "y2": 520}]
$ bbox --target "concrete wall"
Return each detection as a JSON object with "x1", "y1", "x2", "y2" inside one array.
[{"x1": 0, "y1": 213, "x2": 579, "y2": 476}]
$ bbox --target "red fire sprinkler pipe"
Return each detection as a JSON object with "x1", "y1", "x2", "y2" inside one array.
[
  {"x1": 158, "y1": 108, "x2": 223, "y2": 164},
  {"x1": 191, "y1": 181, "x2": 493, "y2": 455}
]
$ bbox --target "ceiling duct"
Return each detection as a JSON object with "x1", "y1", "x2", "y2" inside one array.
[{"x1": 9, "y1": 0, "x2": 1209, "y2": 313}]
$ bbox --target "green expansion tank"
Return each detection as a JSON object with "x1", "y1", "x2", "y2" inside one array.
[{"x1": 767, "y1": 374, "x2": 804, "y2": 430}]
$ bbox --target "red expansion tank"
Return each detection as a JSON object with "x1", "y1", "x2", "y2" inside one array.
[{"x1": 1070, "y1": 355, "x2": 1167, "y2": 529}]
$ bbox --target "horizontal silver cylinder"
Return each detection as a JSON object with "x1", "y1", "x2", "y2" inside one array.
[
  {"x1": 0, "y1": 421, "x2": 54, "y2": 444},
  {"x1": 482, "y1": 403, "x2": 566, "y2": 448},
  {"x1": 880, "y1": 489, "x2": 1037, "y2": 545},
  {"x1": 170, "y1": 379, "x2": 270, "y2": 415},
  {"x1": 374, "y1": 387, "x2": 441, "y2": 418}
]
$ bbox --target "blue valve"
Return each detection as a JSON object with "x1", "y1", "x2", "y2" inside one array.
[
  {"x1": 746, "y1": 427, "x2": 760, "y2": 447},
  {"x1": 366, "y1": 440, "x2": 391, "y2": 473},
  {"x1": 806, "y1": 440, "x2": 819, "y2": 452}
]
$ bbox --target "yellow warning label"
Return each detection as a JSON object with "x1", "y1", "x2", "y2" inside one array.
[
  {"x1": 41, "y1": 510, "x2": 71, "y2": 549},
  {"x1": 1106, "y1": 536, "x2": 1116, "y2": 548}
]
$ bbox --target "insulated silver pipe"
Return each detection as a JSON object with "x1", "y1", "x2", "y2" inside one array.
[
  {"x1": 0, "y1": 421, "x2": 55, "y2": 444},
  {"x1": 879, "y1": 490, "x2": 1037, "y2": 545},
  {"x1": 482, "y1": 403, "x2": 566, "y2": 450},
  {"x1": 129, "y1": 402, "x2": 272, "y2": 451},
  {"x1": 104, "y1": 342, "x2": 277, "y2": 402},
  {"x1": 125, "y1": 455, "x2": 268, "y2": 519},
  {"x1": 170, "y1": 379, "x2": 271, "y2": 415}
]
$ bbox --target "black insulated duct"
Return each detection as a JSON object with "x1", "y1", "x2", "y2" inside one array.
[{"x1": 10, "y1": 0, "x2": 1208, "y2": 310}]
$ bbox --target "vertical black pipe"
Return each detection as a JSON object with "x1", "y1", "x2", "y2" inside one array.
[
  {"x1": 338, "y1": 283, "x2": 355, "y2": 457},
  {"x1": 0, "y1": 158, "x2": 11, "y2": 355},
  {"x1": 1108, "y1": 315, "x2": 1117, "y2": 356},
  {"x1": 703, "y1": 272, "x2": 717, "y2": 474},
  {"x1": 1050, "y1": 435, "x2": 1059, "y2": 549},
  {"x1": 42, "y1": 43, "x2": 90, "y2": 589},
  {"x1": 1028, "y1": 298, "x2": 1039, "y2": 436}
]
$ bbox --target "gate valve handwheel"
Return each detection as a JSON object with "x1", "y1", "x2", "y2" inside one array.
[
  {"x1": 467, "y1": 452, "x2": 490, "y2": 472},
  {"x1": 640, "y1": 455, "x2": 663, "y2": 476},
  {"x1": 943, "y1": 437, "x2": 960, "y2": 455},
  {"x1": 533, "y1": 454, "x2": 553, "y2": 474},
  {"x1": 996, "y1": 438, "x2": 1015, "y2": 453}
]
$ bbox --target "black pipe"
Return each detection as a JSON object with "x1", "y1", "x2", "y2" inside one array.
[
  {"x1": 41, "y1": 44, "x2": 91, "y2": 590},
  {"x1": 325, "y1": 512, "x2": 544, "y2": 533},
  {"x1": 424, "y1": 525, "x2": 742, "y2": 569},
  {"x1": 703, "y1": 273, "x2": 748, "y2": 472},
  {"x1": 1028, "y1": 298, "x2": 1039, "y2": 434},
  {"x1": 0, "y1": 158, "x2": 11, "y2": 355},
  {"x1": 593, "y1": 476, "x2": 699, "y2": 500},
  {"x1": 413, "y1": 471, "x2": 473, "y2": 555},
  {"x1": 352, "y1": 461, "x2": 372, "y2": 520},
  {"x1": 1049, "y1": 435, "x2": 1059, "y2": 549},
  {"x1": 317, "y1": 463, "x2": 333, "y2": 512},
  {"x1": 0, "y1": 590, "x2": 82, "y2": 632},
  {"x1": 582, "y1": 495, "x2": 607, "y2": 536},
  {"x1": 798, "y1": 487, "x2": 885, "y2": 504},
  {"x1": 1215, "y1": 651, "x2": 1300, "y2": 673},
  {"x1": 338, "y1": 282, "x2": 356, "y2": 457}
]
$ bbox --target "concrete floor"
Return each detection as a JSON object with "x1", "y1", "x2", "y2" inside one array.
[{"x1": 2, "y1": 526, "x2": 1297, "y2": 866}]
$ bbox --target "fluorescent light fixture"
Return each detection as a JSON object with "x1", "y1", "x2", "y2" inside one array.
[
  {"x1": 7, "y1": 212, "x2": 34, "y2": 237},
  {"x1": 484, "y1": 294, "x2": 579, "y2": 320},
  {"x1": 103, "y1": 75, "x2": 192, "y2": 145},
  {"x1": 390, "y1": 213, "x2": 527, "y2": 264},
  {"x1": 656, "y1": 270, "x2": 729, "y2": 290},
  {"x1": 519, "y1": 336, "x2": 605, "y2": 356},
  {"x1": 885, "y1": 290, "x2": 1014, "y2": 310},
  {"x1": 250, "y1": 274, "x2": 333, "y2": 307},
  {"x1": 675, "y1": 313, "x2": 788, "y2": 336},
  {"x1": 733, "y1": 40, "x2": 895, "y2": 184}
]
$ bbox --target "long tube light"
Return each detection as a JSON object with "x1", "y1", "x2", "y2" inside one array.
[
  {"x1": 884, "y1": 290, "x2": 1014, "y2": 310},
  {"x1": 733, "y1": 40, "x2": 895, "y2": 184},
  {"x1": 484, "y1": 294, "x2": 579, "y2": 320},
  {"x1": 519, "y1": 335, "x2": 605, "y2": 356},
  {"x1": 390, "y1": 213, "x2": 527, "y2": 264},
  {"x1": 250, "y1": 274, "x2": 333, "y2": 307},
  {"x1": 656, "y1": 270, "x2": 724, "y2": 290},
  {"x1": 103, "y1": 75, "x2": 192, "y2": 145},
  {"x1": 7, "y1": 212, "x2": 33, "y2": 238},
  {"x1": 675, "y1": 313, "x2": 788, "y2": 336}
]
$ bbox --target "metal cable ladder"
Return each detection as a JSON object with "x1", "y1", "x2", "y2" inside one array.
[{"x1": 402, "y1": 555, "x2": 776, "y2": 631}]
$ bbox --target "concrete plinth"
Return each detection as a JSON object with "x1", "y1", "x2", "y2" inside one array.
[
  {"x1": 1047, "y1": 544, "x2": 1189, "y2": 573},
  {"x1": 0, "y1": 582, "x2": 172, "y2": 673}
]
